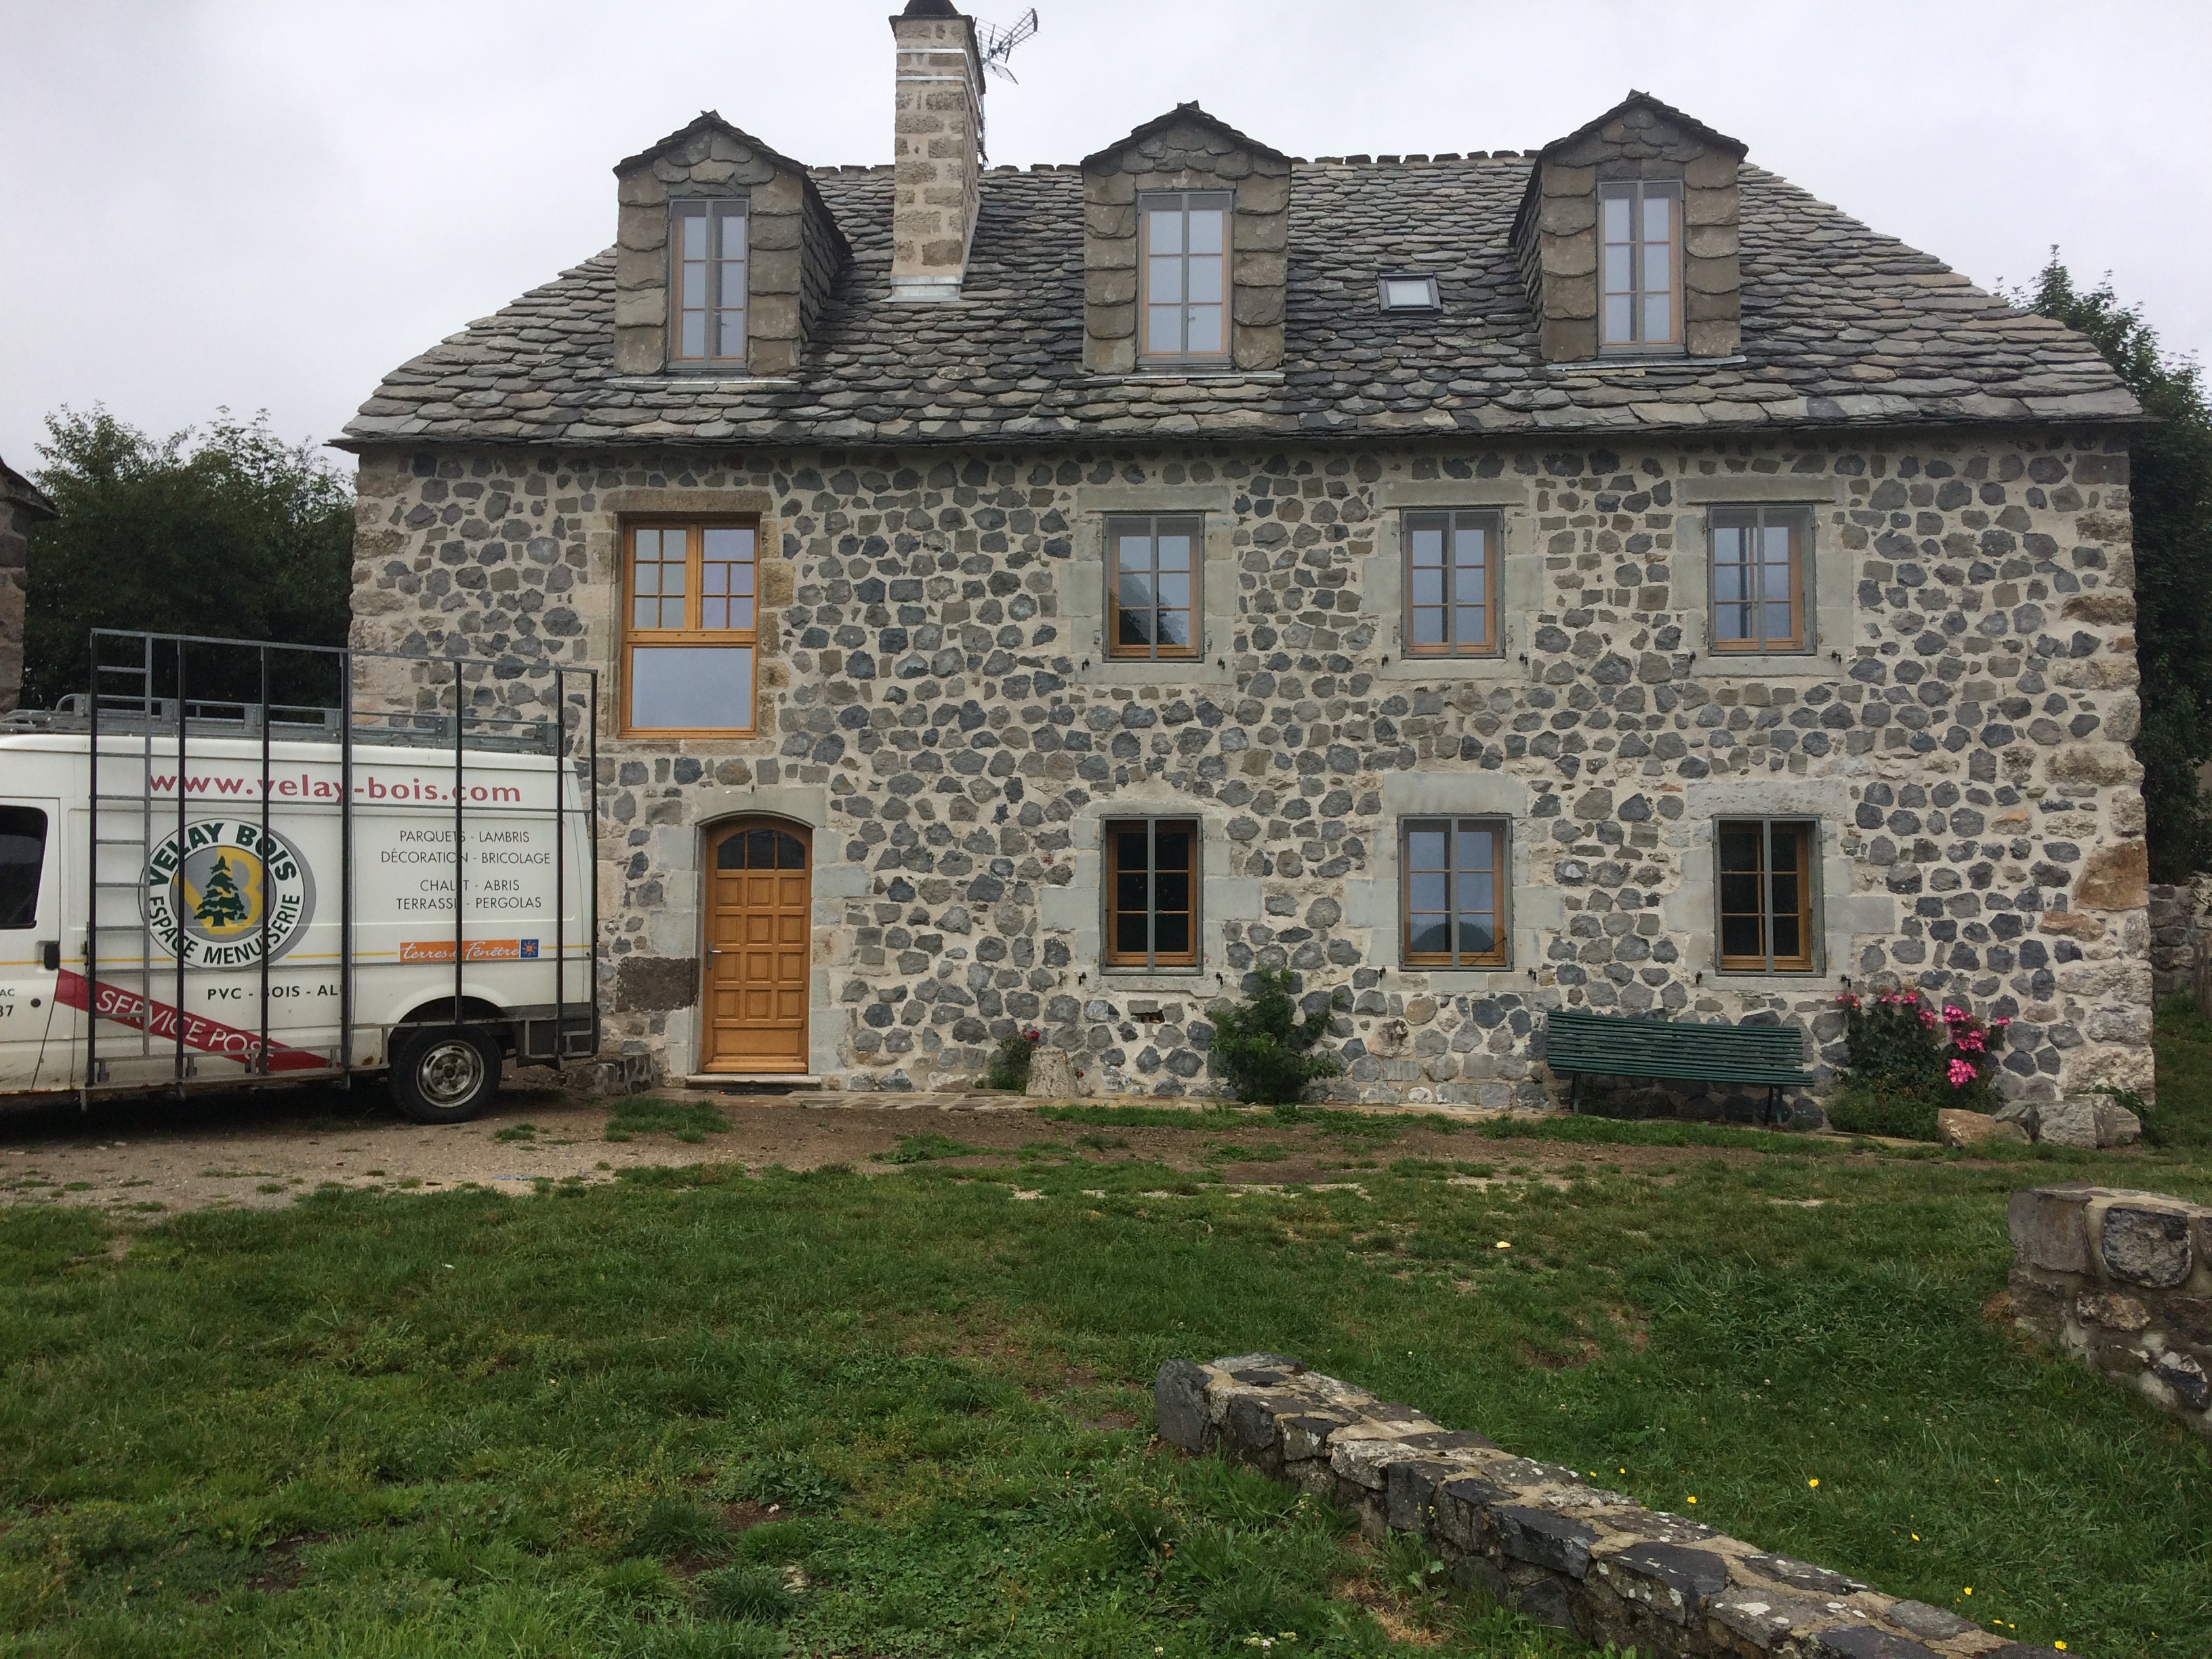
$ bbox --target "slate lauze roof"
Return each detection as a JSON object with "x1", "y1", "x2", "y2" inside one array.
[{"x1": 342, "y1": 156, "x2": 2138, "y2": 451}]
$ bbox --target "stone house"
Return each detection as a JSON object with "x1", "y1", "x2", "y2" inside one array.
[
  {"x1": 0, "y1": 455, "x2": 56, "y2": 715},
  {"x1": 341, "y1": 1, "x2": 2151, "y2": 1112}
]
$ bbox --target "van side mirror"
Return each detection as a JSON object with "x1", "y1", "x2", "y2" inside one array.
[{"x1": 39, "y1": 941, "x2": 58, "y2": 972}]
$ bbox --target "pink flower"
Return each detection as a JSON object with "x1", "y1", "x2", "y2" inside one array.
[
  {"x1": 1943, "y1": 1006, "x2": 1965, "y2": 1021},
  {"x1": 1948, "y1": 1057, "x2": 1978, "y2": 1088}
]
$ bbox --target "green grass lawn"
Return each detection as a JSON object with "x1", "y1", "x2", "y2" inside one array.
[{"x1": 4, "y1": 1065, "x2": 2212, "y2": 1655}]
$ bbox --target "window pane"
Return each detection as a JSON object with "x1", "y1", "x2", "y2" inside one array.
[
  {"x1": 1604, "y1": 245, "x2": 1632, "y2": 292},
  {"x1": 1716, "y1": 605, "x2": 1750, "y2": 641},
  {"x1": 1770, "y1": 914, "x2": 1802, "y2": 959},
  {"x1": 680, "y1": 258, "x2": 706, "y2": 310},
  {"x1": 1410, "y1": 567, "x2": 1445, "y2": 607},
  {"x1": 1147, "y1": 207, "x2": 1183, "y2": 254},
  {"x1": 1761, "y1": 553, "x2": 1794, "y2": 598},
  {"x1": 1153, "y1": 913, "x2": 1191, "y2": 955},
  {"x1": 1456, "y1": 825, "x2": 1494, "y2": 869},
  {"x1": 1714, "y1": 564, "x2": 1746, "y2": 603},
  {"x1": 1601, "y1": 192, "x2": 1631, "y2": 239},
  {"x1": 658, "y1": 597, "x2": 685, "y2": 628},
  {"x1": 1459, "y1": 870, "x2": 1496, "y2": 918},
  {"x1": 1769, "y1": 825, "x2": 1803, "y2": 876},
  {"x1": 1147, "y1": 255, "x2": 1184, "y2": 304},
  {"x1": 632, "y1": 598, "x2": 657, "y2": 629},
  {"x1": 717, "y1": 307, "x2": 745, "y2": 359},
  {"x1": 1187, "y1": 256, "x2": 1223, "y2": 305},
  {"x1": 1643, "y1": 190, "x2": 1671, "y2": 240},
  {"x1": 682, "y1": 213, "x2": 707, "y2": 257},
  {"x1": 730, "y1": 598, "x2": 754, "y2": 628},
  {"x1": 1406, "y1": 827, "x2": 1446, "y2": 868},
  {"x1": 1642, "y1": 243, "x2": 1671, "y2": 293},
  {"x1": 1117, "y1": 606, "x2": 1153, "y2": 647},
  {"x1": 1603, "y1": 295, "x2": 1633, "y2": 344},
  {"x1": 630, "y1": 645, "x2": 753, "y2": 730},
  {"x1": 1115, "y1": 872, "x2": 1149, "y2": 912},
  {"x1": 716, "y1": 833, "x2": 748, "y2": 870},
  {"x1": 1712, "y1": 524, "x2": 1744, "y2": 562},
  {"x1": 1113, "y1": 827, "x2": 1150, "y2": 873},
  {"x1": 1718, "y1": 827, "x2": 1762, "y2": 873},
  {"x1": 680, "y1": 312, "x2": 707, "y2": 358},
  {"x1": 1642, "y1": 293, "x2": 1672, "y2": 342},
  {"x1": 1721, "y1": 915, "x2": 1763, "y2": 958},
  {"x1": 1185, "y1": 306, "x2": 1224, "y2": 354},
  {"x1": 1382, "y1": 278, "x2": 1431, "y2": 308},
  {"x1": 1411, "y1": 609, "x2": 1445, "y2": 644},
  {"x1": 1155, "y1": 573, "x2": 1191, "y2": 608},
  {"x1": 1156, "y1": 609, "x2": 1191, "y2": 649},
  {"x1": 1187, "y1": 208, "x2": 1224, "y2": 255},
  {"x1": 1458, "y1": 917, "x2": 1496, "y2": 957},
  {"x1": 1410, "y1": 872, "x2": 1448, "y2": 912},
  {"x1": 1115, "y1": 912, "x2": 1150, "y2": 955},
  {"x1": 1155, "y1": 872, "x2": 1190, "y2": 911},
  {"x1": 1408, "y1": 523, "x2": 1444, "y2": 565},
  {"x1": 0, "y1": 806, "x2": 46, "y2": 928},
  {"x1": 1145, "y1": 306, "x2": 1182, "y2": 355},
  {"x1": 1118, "y1": 571, "x2": 1156, "y2": 611},
  {"x1": 1454, "y1": 606, "x2": 1486, "y2": 644},
  {"x1": 1764, "y1": 602, "x2": 1794, "y2": 640},
  {"x1": 1408, "y1": 917, "x2": 1449, "y2": 955},
  {"x1": 1155, "y1": 533, "x2": 1193, "y2": 571}
]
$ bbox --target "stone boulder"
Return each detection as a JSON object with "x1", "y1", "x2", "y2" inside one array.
[
  {"x1": 1025, "y1": 1046, "x2": 1082, "y2": 1099},
  {"x1": 2036, "y1": 1096, "x2": 2142, "y2": 1150},
  {"x1": 1937, "y1": 1109, "x2": 2028, "y2": 1150}
]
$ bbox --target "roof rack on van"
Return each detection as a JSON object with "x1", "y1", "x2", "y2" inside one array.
[{"x1": 2, "y1": 694, "x2": 564, "y2": 756}]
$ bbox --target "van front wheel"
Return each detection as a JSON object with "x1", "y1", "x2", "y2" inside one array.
[{"x1": 390, "y1": 1027, "x2": 504, "y2": 1124}]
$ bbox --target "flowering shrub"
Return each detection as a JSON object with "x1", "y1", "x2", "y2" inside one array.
[
  {"x1": 1827, "y1": 989, "x2": 2008, "y2": 1139},
  {"x1": 985, "y1": 1026, "x2": 1042, "y2": 1092}
]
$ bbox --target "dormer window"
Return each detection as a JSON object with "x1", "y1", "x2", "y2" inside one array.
[
  {"x1": 670, "y1": 199, "x2": 747, "y2": 366},
  {"x1": 1139, "y1": 191, "x2": 1231, "y2": 363},
  {"x1": 1599, "y1": 180, "x2": 1681, "y2": 351},
  {"x1": 1378, "y1": 273, "x2": 1441, "y2": 312}
]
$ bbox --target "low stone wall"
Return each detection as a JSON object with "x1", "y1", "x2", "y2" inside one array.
[
  {"x1": 1156, "y1": 1353, "x2": 2059, "y2": 1658},
  {"x1": 2006, "y1": 1185, "x2": 2212, "y2": 1435},
  {"x1": 2146, "y1": 879, "x2": 2212, "y2": 1001}
]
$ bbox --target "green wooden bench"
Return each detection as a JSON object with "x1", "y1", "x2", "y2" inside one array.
[{"x1": 1542, "y1": 1008, "x2": 1814, "y2": 1123}]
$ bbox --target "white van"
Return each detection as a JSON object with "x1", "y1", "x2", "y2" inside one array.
[{"x1": 0, "y1": 632, "x2": 597, "y2": 1121}]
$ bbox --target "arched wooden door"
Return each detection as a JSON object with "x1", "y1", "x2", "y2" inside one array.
[{"x1": 703, "y1": 819, "x2": 811, "y2": 1073}]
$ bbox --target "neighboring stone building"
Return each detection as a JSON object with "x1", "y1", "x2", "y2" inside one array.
[
  {"x1": 0, "y1": 455, "x2": 55, "y2": 716},
  {"x1": 341, "y1": 3, "x2": 2151, "y2": 1112}
]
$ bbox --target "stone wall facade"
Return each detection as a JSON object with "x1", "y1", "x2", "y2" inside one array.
[
  {"x1": 2007, "y1": 1185, "x2": 2212, "y2": 1436},
  {"x1": 0, "y1": 457, "x2": 54, "y2": 716},
  {"x1": 1156, "y1": 1351, "x2": 2060, "y2": 1657},
  {"x1": 348, "y1": 424, "x2": 2150, "y2": 1105}
]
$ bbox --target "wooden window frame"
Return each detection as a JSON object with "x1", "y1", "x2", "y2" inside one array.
[
  {"x1": 621, "y1": 518, "x2": 760, "y2": 737},
  {"x1": 1708, "y1": 506, "x2": 1808, "y2": 655},
  {"x1": 1137, "y1": 190, "x2": 1233, "y2": 365},
  {"x1": 1105, "y1": 514, "x2": 1204, "y2": 661},
  {"x1": 1715, "y1": 817, "x2": 1818, "y2": 975},
  {"x1": 669, "y1": 198, "x2": 748, "y2": 368},
  {"x1": 1598, "y1": 179, "x2": 1683, "y2": 352},
  {"x1": 1104, "y1": 817, "x2": 1200, "y2": 970},
  {"x1": 1400, "y1": 818, "x2": 1509, "y2": 969},
  {"x1": 1401, "y1": 510, "x2": 1502, "y2": 657}
]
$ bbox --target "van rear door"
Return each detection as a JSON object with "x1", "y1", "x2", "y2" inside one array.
[{"x1": 0, "y1": 801, "x2": 62, "y2": 1090}]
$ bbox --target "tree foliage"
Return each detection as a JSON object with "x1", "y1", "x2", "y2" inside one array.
[
  {"x1": 2022, "y1": 257, "x2": 2212, "y2": 878},
  {"x1": 24, "y1": 407, "x2": 353, "y2": 710}
]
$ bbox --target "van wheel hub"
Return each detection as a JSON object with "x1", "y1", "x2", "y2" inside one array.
[{"x1": 416, "y1": 1038, "x2": 487, "y2": 1105}]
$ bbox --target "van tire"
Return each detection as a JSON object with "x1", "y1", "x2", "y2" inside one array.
[{"x1": 390, "y1": 1027, "x2": 504, "y2": 1123}]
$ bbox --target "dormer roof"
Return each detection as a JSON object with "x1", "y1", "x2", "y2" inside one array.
[
  {"x1": 1081, "y1": 102, "x2": 1290, "y2": 171},
  {"x1": 615, "y1": 110, "x2": 811, "y2": 180}
]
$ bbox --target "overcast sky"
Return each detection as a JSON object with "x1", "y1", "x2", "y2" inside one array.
[{"x1": 3, "y1": 0, "x2": 2207, "y2": 475}]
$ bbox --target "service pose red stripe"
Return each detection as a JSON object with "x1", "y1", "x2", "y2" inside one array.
[{"x1": 54, "y1": 969, "x2": 327, "y2": 1073}]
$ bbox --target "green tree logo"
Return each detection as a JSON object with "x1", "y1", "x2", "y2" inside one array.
[{"x1": 192, "y1": 855, "x2": 250, "y2": 928}]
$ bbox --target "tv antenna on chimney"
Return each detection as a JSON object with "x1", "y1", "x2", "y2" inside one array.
[{"x1": 976, "y1": 9, "x2": 1038, "y2": 82}]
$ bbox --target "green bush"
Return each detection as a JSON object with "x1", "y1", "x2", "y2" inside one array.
[
  {"x1": 1828, "y1": 989, "x2": 2004, "y2": 1139},
  {"x1": 984, "y1": 1026, "x2": 1040, "y2": 1090},
  {"x1": 1208, "y1": 968, "x2": 1345, "y2": 1105}
]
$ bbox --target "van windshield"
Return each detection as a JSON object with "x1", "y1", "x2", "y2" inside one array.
[{"x1": 0, "y1": 807, "x2": 47, "y2": 929}]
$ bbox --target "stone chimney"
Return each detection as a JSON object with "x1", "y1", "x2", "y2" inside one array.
[{"x1": 888, "y1": 0, "x2": 984, "y2": 303}]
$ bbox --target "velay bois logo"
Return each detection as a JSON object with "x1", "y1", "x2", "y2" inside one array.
[{"x1": 142, "y1": 820, "x2": 316, "y2": 969}]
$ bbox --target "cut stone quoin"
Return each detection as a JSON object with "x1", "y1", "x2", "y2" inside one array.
[{"x1": 1155, "y1": 1353, "x2": 2064, "y2": 1656}]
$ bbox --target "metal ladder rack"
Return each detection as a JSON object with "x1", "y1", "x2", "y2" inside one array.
[{"x1": 85, "y1": 635, "x2": 161, "y2": 1077}]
